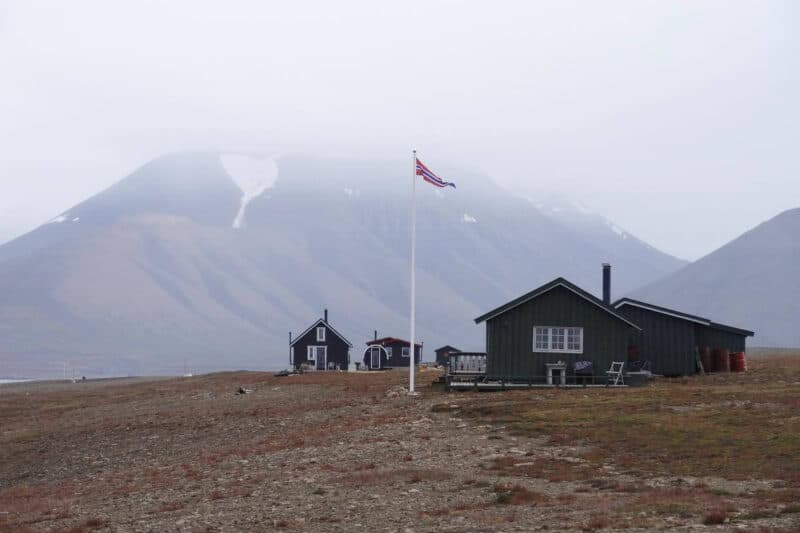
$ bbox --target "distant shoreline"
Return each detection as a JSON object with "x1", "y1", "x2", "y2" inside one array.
[{"x1": 0, "y1": 376, "x2": 175, "y2": 393}]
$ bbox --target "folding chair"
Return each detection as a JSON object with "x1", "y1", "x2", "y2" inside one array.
[{"x1": 606, "y1": 361, "x2": 625, "y2": 386}]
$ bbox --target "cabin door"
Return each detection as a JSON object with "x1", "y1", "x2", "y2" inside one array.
[
  {"x1": 307, "y1": 346, "x2": 327, "y2": 370},
  {"x1": 316, "y1": 346, "x2": 327, "y2": 370},
  {"x1": 369, "y1": 346, "x2": 381, "y2": 369}
]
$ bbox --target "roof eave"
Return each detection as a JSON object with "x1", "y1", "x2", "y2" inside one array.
[
  {"x1": 475, "y1": 279, "x2": 641, "y2": 330},
  {"x1": 613, "y1": 298, "x2": 711, "y2": 326},
  {"x1": 290, "y1": 318, "x2": 353, "y2": 347},
  {"x1": 709, "y1": 322, "x2": 755, "y2": 337}
]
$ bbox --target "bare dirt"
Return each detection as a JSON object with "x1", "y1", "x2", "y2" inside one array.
[{"x1": 1, "y1": 361, "x2": 799, "y2": 532}]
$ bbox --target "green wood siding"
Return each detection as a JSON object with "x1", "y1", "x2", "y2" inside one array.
[
  {"x1": 617, "y1": 305, "x2": 697, "y2": 376},
  {"x1": 695, "y1": 325, "x2": 746, "y2": 354},
  {"x1": 485, "y1": 285, "x2": 634, "y2": 381}
]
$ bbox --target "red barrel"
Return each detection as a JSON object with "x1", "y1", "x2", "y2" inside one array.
[
  {"x1": 700, "y1": 346, "x2": 713, "y2": 373},
  {"x1": 730, "y1": 352, "x2": 747, "y2": 372}
]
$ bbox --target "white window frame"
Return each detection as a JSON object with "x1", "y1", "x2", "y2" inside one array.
[
  {"x1": 316, "y1": 326, "x2": 326, "y2": 342},
  {"x1": 385, "y1": 347, "x2": 393, "y2": 359},
  {"x1": 401, "y1": 346, "x2": 410, "y2": 358},
  {"x1": 532, "y1": 326, "x2": 583, "y2": 354}
]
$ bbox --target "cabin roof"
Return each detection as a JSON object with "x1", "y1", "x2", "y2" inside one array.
[
  {"x1": 367, "y1": 336, "x2": 423, "y2": 348},
  {"x1": 434, "y1": 345, "x2": 460, "y2": 353},
  {"x1": 474, "y1": 277, "x2": 641, "y2": 330},
  {"x1": 613, "y1": 298, "x2": 754, "y2": 337},
  {"x1": 290, "y1": 318, "x2": 353, "y2": 347}
]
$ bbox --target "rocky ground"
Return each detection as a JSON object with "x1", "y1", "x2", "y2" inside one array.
[{"x1": 1, "y1": 364, "x2": 799, "y2": 532}]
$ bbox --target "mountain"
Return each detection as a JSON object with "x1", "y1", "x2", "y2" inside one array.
[
  {"x1": 0, "y1": 152, "x2": 686, "y2": 377},
  {"x1": 631, "y1": 208, "x2": 800, "y2": 348}
]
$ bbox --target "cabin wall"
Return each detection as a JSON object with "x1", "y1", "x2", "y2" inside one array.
[
  {"x1": 382, "y1": 341, "x2": 422, "y2": 368},
  {"x1": 616, "y1": 306, "x2": 697, "y2": 376},
  {"x1": 695, "y1": 326, "x2": 747, "y2": 354},
  {"x1": 361, "y1": 341, "x2": 422, "y2": 369},
  {"x1": 485, "y1": 285, "x2": 633, "y2": 381},
  {"x1": 435, "y1": 348, "x2": 459, "y2": 366},
  {"x1": 291, "y1": 323, "x2": 350, "y2": 370}
]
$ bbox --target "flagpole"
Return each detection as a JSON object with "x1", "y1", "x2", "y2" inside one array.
[{"x1": 409, "y1": 149, "x2": 417, "y2": 395}]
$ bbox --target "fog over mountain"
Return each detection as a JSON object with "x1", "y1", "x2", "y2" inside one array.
[
  {"x1": 0, "y1": 152, "x2": 685, "y2": 377},
  {"x1": 2, "y1": 2, "x2": 798, "y2": 263},
  {"x1": 632, "y1": 208, "x2": 800, "y2": 348}
]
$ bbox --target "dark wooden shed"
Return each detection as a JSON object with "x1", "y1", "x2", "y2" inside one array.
[
  {"x1": 474, "y1": 278, "x2": 641, "y2": 383},
  {"x1": 363, "y1": 336, "x2": 422, "y2": 370},
  {"x1": 290, "y1": 310, "x2": 352, "y2": 371},
  {"x1": 434, "y1": 345, "x2": 461, "y2": 366},
  {"x1": 613, "y1": 298, "x2": 754, "y2": 376}
]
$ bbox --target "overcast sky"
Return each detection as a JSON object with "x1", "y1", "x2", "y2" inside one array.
[{"x1": 1, "y1": 0, "x2": 797, "y2": 260}]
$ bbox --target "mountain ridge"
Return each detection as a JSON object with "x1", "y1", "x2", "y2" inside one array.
[
  {"x1": 631, "y1": 207, "x2": 800, "y2": 347},
  {"x1": 0, "y1": 152, "x2": 687, "y2": 377}
]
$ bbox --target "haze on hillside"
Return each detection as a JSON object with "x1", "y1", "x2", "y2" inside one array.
[
  {"x1": 1, "y1": 1, "x2": 798, "y2": 260},
  {"x1": 0, "y1": 152, "x2": 687, "y2": 377}
]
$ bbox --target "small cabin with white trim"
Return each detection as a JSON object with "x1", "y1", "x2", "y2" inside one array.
[
  {"x1": 289, "y1": 309, "x2": 352, "y2": 371},
  {"x1": 434, "y1": 345, "x2": 461, "y2": 367},
  {"x1": 363, "y1": 332, "x2": 423, "y2": 370}
]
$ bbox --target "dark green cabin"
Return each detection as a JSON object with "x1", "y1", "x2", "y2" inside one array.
[
  {"x1": 474, "y1": 278, "x2": 641, "y2": 382},
  {"x1": 613, "y1": 298, "x2": 754, "y2": 376}
]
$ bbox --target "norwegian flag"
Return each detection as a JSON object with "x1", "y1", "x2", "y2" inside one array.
[{"x1": 415, "y1": 158, "x2": 456, "y2": 188}]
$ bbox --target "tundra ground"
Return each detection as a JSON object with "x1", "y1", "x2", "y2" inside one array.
[{"x1": 1, "y1": 355, "x2": 799, "y2": 532}]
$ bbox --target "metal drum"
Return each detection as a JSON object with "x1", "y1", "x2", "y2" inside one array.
[{"x1": 730, "y1": 352, "x2": 747, "y2": 372}]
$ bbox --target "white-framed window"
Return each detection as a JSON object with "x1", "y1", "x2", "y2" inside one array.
[
  {"x1": 402, "y1": 346, "x2": 410, "y2": 358},
  {"x1": 385, "y1": 347, "x2": 393, "y2": 359},
  {"x1": 316, "y1": 326, "x2": 326, "y2": 342},
  {"x1": 551, "y1": 327, "x2": 565, "y2": 350},
  {"x1": 534, "y1": 327, "x2": 549, "y2": 350},
  {"x1": 533, "y1": 326, "x2": 583, "y2": 353},
  {"x1": 567, "y1": 327, "x2": 582, "y2": 351}
]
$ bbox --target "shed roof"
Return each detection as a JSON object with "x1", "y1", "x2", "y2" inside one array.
[
  {"x1": 612, "y1": 298, "x2": 754, "y2": 337},
  {"x1": 434, "y1": 345, "x2": 460, "y2": 353},
  {"x1": 474, "y1": 277, "x2": 641, "y2": 330},
  {"x1": 366, "y1": 337, "x2": 423, "y2": 348},
  {"x1": 290, "y1": 318, "x2": 353, "y2": 347}
]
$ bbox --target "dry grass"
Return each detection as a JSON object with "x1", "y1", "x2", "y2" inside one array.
[
  {"x1": 493, "y1": 483, "x2": 550, "y2": 506},
  {"x1": 338, "y1": 467, "x2": 452, "y2": 486},
  {"x1": 3, "y1": 357, "x2": 800, "y2": 530},
  {"x1": 702, "y1": 509, "x2": 728, "y2": 525},
  {"x1": 0, "y1": 369, "x2": 443, "y2": 530},
  {"x1": 582, "y1": 513, "x2": 612, "y2": 530},
  {"x1": 458, "y1": 354, "x2": 800, "y2": 485},
  {"x1": 486, "y1": 455, "x2": 599, "y2": 482}
]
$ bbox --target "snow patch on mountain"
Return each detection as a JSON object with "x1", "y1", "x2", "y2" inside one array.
[
  {"x1": 462, "y1": 213, "x2": 477, "y2": 223},
  {"x1": 571, "y1": 201, "x2": 593, "y2": 214},
  {"x1": 221, "y1": 155, "x2": 279, "y2": 229},
  {"x1": 605, "y1": 220, "x2": 628, "y2": 239},
  {"x1": 527, "y1": 196, "x2": 638, "y2": 241},
  {"x1": 49, "y1": 214, "x2": 79, "y2": 224}
]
